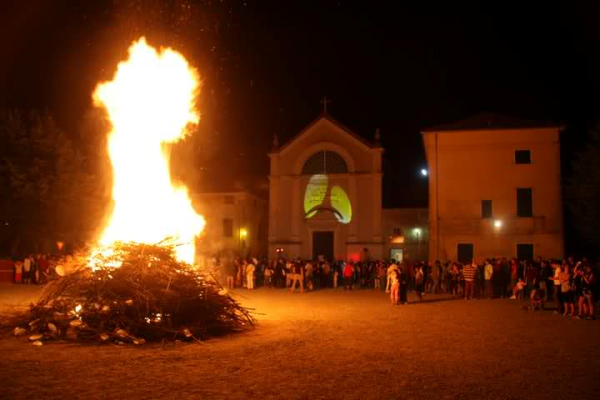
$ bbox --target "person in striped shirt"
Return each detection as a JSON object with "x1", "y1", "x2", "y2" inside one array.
[{"x1": 462, "y1": 261, "x2": 477, "y2": 300}]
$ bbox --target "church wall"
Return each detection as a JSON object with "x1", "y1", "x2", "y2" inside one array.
[
  {"x1": 268, "y1": 115, "x2": 385, "y2": 261},
  {"x1": 355, "y1": 177, "x2": 374, "y2": 241},
  {"x1": 277, "y1": 120, "x2": 376, "y2": 176}
]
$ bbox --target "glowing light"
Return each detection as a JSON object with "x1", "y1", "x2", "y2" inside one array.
[
  {"x1": 413, "y1": 228, "x2": 422, "y2": 237},
  {"x1": 330, "y1": 186, "x2": 352, "y2": 224},
  {"x1": 303, "y1": 175, "x2": 352, "y2": 224},
  {"x1": 240, "y1": 229, "x2": 248, "y2": 238},
  {"x1": 93, "y1": 37, "x2": 205, "y2": 264},
  {"x1": 304, "y1": 174, "x2": 328, "y2": 219},
  {"x1": 494, "y1": 220, "x2": 503, "y2": 228},
  {"x1": 420, "y1": 168, "x2": 428, "y2": 177}
]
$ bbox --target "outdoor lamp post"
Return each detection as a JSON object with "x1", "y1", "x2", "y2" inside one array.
[
  {"x1": 239, "y1": 228, "x2": 248, "y2": 254},
  {"x1": 413, "y1": 228, "x2": 422, "y2": 259}
]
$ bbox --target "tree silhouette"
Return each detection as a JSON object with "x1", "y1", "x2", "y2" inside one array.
[{"x1": 566, "y1": 127, "x2": 600, "y2": 249}]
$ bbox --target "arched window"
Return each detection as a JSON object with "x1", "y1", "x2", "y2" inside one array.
[{"x1": 302, "y1": 151, "x2": 348, "y2": 174}]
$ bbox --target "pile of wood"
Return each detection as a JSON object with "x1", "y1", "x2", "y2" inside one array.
[{"x1": 12, "y1": 242, "x2": 253, "y2": 345}]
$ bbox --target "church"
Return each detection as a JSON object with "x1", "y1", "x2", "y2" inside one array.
[{"x1": 267, "y1": 106, "x2": 426, "y2": 262}]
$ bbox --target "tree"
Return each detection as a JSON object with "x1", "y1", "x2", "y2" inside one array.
[
  {"x1": 566, "y1": 127, "x2": 600, "y2": 250},
  {"x1": 0, "y1": 109, "x2": 104, "y2": 255}
]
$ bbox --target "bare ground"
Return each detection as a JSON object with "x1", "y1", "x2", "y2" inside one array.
[{"x1": 0, "y1": 283, "x2": 599, "y2": 400}]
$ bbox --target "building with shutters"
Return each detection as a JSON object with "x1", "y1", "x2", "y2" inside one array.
[{"x1": 421, "y1": 113, "x2": 564, "y2": 262}]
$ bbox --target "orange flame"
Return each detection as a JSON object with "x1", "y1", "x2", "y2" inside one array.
[{"x1": 93, "y1": 37, "x2": 205, "y2": 264}]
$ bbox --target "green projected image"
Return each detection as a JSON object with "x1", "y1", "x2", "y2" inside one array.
[
  {"x1": 303, "y1": 174, "x2": 352, "y2": 224},
  {"x1": 330, "y1": 185, "x2": 352, "y2": 224},
  {"x1": 304, "y1": 174, "x2": 328, "y2": 219}
]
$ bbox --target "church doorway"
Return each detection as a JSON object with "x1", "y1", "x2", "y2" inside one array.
[{"x1": 312, "y1": 231, "x2": 334, "y2": 261}]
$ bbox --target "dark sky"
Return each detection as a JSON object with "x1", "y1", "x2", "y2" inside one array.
[{"x1": 1, "y1": 0, "x2": 599, "y2": 207}]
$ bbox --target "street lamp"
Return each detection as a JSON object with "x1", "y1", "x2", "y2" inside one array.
[
  {"x1": 494, "y1": 220, "x2": 503, "y2": 228},
  {"x1": 413, "y1": 228, "x2": 422, "y2": 259},
  {"x1": 420, "y1": 168, "x2": 428, "y2": 177},
  {"x1": 239, "y1": 228, "x2": 248, "y2": 255}
]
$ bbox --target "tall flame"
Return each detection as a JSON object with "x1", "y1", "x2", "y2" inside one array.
[{"x1": 93, "y1": 37, "x2": 205, "y2": 264}]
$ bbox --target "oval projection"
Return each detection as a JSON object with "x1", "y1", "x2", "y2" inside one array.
[
  {"x1": 330, "y1": 185, "x2": 352, "y2": 224},
  {"x1": 304, "y1": 174, "x2": 328, "y2": 219}
]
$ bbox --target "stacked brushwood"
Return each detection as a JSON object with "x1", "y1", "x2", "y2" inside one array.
[{"x1": 12, "y1": 242, "x2": 253, "y2": 345}]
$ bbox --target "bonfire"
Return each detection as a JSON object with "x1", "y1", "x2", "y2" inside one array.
[
  {"x1": 11, "y1": 38, "x2": 254, "y2": 345},
  {"x1": 14, "y1": 242, "x2": 253, "y2": 345}
]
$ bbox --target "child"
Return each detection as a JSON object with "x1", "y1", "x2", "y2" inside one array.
[
  {"x1": 529, "y1": 287, "x2": 545, "y2": 310},
  {"x1": 510, "y1": 278, "x2": 526, "y2": 300},
  {"x1": 389, "y1": 269, "x2": 400, "y2": 305}
]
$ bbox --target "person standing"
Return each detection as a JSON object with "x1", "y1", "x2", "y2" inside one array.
[
  {"x1": 443, "y1": 262, "x2": 452, "y2": 293},
  {"x1": 560, "y1": 264, "x2": 574, "y2": 318},
  {"x1": 484, "y1": 259, "x2": 494, "y2": 299},
  {"x1": 226, "y1": 259, "x2": 236, "y2": 289},
  {"x1": 23, "y1": 255, "x2": 32, "y2": 284},
  {"x1": 462, "y1": 261, "x2": 476, "y2": 300},
  {"x1": 263, "y1": 262, "x2": 273, "y2": 289},
  {"x1": 235, "y1": 258, "x2": 243, "y2": 288},
  {"x1": 431, "y1": 261, "x2": 441, "y2": 294},
  {"x1": 333, "y1": 264, "x2": 340, "y2": 288},
  {"x1": 581, "y1": 265, "x2": 596, "y2": 320},
  {"x1": 305, "y1": 260, "x2": 314, "y2": 291},
  {"x1": 449, "y1": 263, "x2": 459, "y2": 296},
  {"x1": 500, "y1": 257, "x2": 510, "y2": 298},
  {"x1": 285, "y1": 260, "x2": 293, "y2": 289},
  {"x1": 245, "y1": 259, "x2": 255, "y2": 290},
  {"x1": 14, "y1": 260, "x2": 23, "y2": 284},
  {"x1": 386, "y1": 261, "x2": 399, "y2": 293},
  {"x1": 343, "y1": 262, "x2": 354, "y2": 290},
  {"x1": 552, "y1": 261, "x2": 563, "y2": 314},
  {"x1": 290, "y1": 261, "x2": 304, "y2": 293},
  {"x1": 539, "y1": 260, "x2": 549, "y2": 301},
  {"x1": 404, "y1": 254, "x2": 415, "y2": 292},
  {"x1": 323, "y1": 261, "x2": 331, "y2": 288},
  {"x1": 38, "y1": 254, "x2": 49, "y2": 284},
  {"x1": 379, "y1": 262, "x2": 387, "y2": 292},
  {"x1": 374, "y1": 262, "x2": 381, "y2": 290},
  {"x1": 389, "y1": 268, "x2": 400, "y2": 305},
  {"x1": 399, "y1": 265, "x2": 409, "y2": 305},
  {"x1": 415, "y1": 265, "x2": 425, "y2": 301}
]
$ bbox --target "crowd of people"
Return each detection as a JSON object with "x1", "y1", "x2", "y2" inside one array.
[
  {"x1": 9, "y1": 251, "x2": 598, "y2": 320},
  {"x1": 11, "y1": 254, "x2": 54, "y2": 285},
  {"x1": 217, "y1": 255, "x2": 598, "y2": 319}
]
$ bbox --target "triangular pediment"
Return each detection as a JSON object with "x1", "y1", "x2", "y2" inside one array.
[{"x1": 275, "y1": 113, "x2": 379, "y2": 155}]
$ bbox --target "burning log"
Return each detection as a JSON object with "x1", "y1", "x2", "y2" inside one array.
[{"x1": 11, "y1": 242, "x2": 253, "y2": 345}]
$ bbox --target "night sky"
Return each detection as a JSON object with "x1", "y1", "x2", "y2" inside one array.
[{"x1": 1, "y1": 0, "x2": 599, "y2": 208}]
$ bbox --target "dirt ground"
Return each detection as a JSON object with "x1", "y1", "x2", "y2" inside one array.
[{"x1": 0, "y1": 283, "x2": 599, "y2": 400}]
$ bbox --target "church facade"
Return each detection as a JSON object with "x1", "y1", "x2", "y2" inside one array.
[{"x1": 268, "y1": 113, "x2": 385, "y2": 261}]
